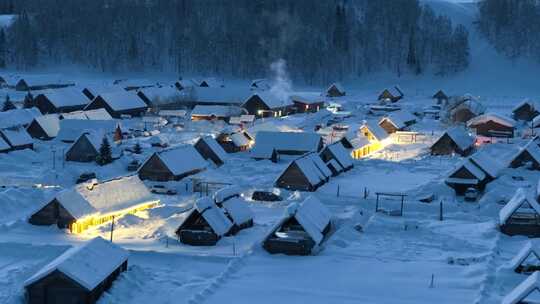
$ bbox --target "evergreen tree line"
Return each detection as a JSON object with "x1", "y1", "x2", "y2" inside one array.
[
  {"x1": 3, "y1": 0, "x2": 469, "y2": 83},
  {"x1": 478, "y1": 0, "x2": 540, "y2": 61}
]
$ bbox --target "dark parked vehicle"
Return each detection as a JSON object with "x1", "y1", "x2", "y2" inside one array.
[
  {"x1": 150, "y1": 185, "x2": 177, "y2": 195},
  {"x1": 76, "y1": 172, "x2": 96, "y2": 184},
  {"x1": 252, "y1": 191, "x2": 282, "y2": 202}
]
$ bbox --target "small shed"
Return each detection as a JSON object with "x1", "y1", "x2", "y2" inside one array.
[
  {"x1": 85, "y1": 91, "x2": 148, "y2": 118},
  {"x1": 138, "y1": 146, "x2": 207, "y2": 181},
  {"x1": 251, "y1": 131, "x2": 323, "y2": 161},
  {"x1": 433, "y1": 90, "x2": 449, "y2": 104},
  {"x1": 26, "y1": 114, "x2": 60, "y2": 140},
  {"x1": 34, "y1": 88, "x2": 89, "y2": 114},
  {"x1": 0, "y1": 127, "x2": 34, "y2": 150},
  {"x1": 24, "y1": 237, "x2": 128, "y2": 304},
  {"x1": 274, "y1": 153, "x2": 332, "y2": 192},
  {"x1": 430, "y1": 126, "x2": 475, "y2": 156},
  {"x1": 378, "y1": 110, "x2": 417, "y2": 134},
  {"x1": 319, "y1": 141, "x2": 354, "y2": 175},
  {"x1": 501, "y1": 271, "x2": 540, "y2": 304},
  {"x1": 510, "y1": 141, "x2": 540, "y2": 170},
  {"x1": 509, "y1": 241, "x2": 540, "y2": 274},
  {"x1": 513, "y1": 99, "x2": 539, "y2": 122},
  {"x1": 467, "y1": 113, "x2": 516, "y2": 138},
  {"x1": 326, "y1": 83, "x2": 345, "y2": 97},
  {"x1": 291, "y1": 93, "x2": 325, "y2": 113},
  {"x1": 242, "y1": 92, "x2": 293, "y2": 118},
  {"x1": 194, "y1": 136, "x2": 227, "y2": 166},
  {"x1": 65, "y1": 132, "x2": 103, "y2": 163},
  {"x1": 263, "y1": 196, "x2": 332, "y2": 255},
  {"x1": 176, "y1": 197, "x2": 233, "y2": 246},
  {"x1": 378, "y1": 87, "x2": 404, "y2": 102},
  {"x1": 500, "y1": 188, "x2": 540, "y2": 237}
]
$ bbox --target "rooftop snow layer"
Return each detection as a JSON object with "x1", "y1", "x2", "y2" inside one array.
[
  {"x1": 251, "y1": 131, "x2": 321, "y2": 159},
  {"x1": 326, "y1": 142, "x2": 353, "y2": 169},
  {"x1": 194, "y1": 197, "x2": 232, "y2": 236},
  {"x1": 502, "y1": 271, "x2": 540, "y2": 304},
  {"x1": 380, "y1": 110, "x2": 416, "y2": 129},
  {"x1": 444, "y1": 126, "x2": 475, "y2": 151},
  {"x1": 222, "y1": 197, "x2": 254, "y2": 225},
  {"x1": 214, "y1": 185, "x2": 242, "y2": 204},
  {"x1": 0, "y1": 108, "x2": 41, "y2": 129},
  {"x1": 499, "y1": 188, "x2": 540, "y2": 225},
  {"x1": 467, "y1": 112, "x2": 516, "y2": 128},
  {"x1": 153, "y1": 145, "x2": 208, "y2": 176},
  {"x1": 32, "y1": 114, "x2": 60, "y2": 138},
  {"x1": 361, "y1": 120, "x2": 389, "y2": 141},
  {"x1": 1, "y1": 128, "x2": 33, "y2": 147},
  {"x1": 96, "y1": 91, "x2": 147, "y2": 111},
  {"x1": 191, "y1": 105, "x2": 243, "y2": 117},
  {"x1": 57, "y1": 119, "x2": 118, "y2": 142},
  {"x1": 38, "y1": 88, "x2": 89, "y2": 108}
]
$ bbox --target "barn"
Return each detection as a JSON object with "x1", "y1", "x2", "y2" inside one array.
[
  {"x1": 263, "y1": 196, "x2": 332, "y2": 255},
  {"x1": 509, "y1": 241, "x2": 540, "y2": 274},
  {"x1": 194, "y1": 136, "x2": 228, "y2": 166},
  {"x1": 513, "y1": 99, "x2": 539, "y2": 122},
  {"x1": 378, "y1": 87, "x2": 404, "y2": 102},
  {"x1": 176, "y1": 197, "x2": 233, "y2": 246},
  {"x1": 319, "y1": 141, "x2": 354, "y2": 176},
  {"x1": 325, "y1": 83, "x2": 345, "y2": 97},
  {"x1": 29, "y1": 175, "x2": 159, "y2": 233},
  {"x1": 24, "y1": 237, "x2": 128, "y2": 304},
  {"x1": 85, "y1": 91, "x2": 148, "y2": 118},
  {"x1": 501, "y1": 272, "x2": 540, "y2": 304},
  {"x1": 509, "y1": 141, "x2": 540, "y2": 170},
  {"x1": 242, "y1": 92, "x2": 293, "y2": 118},
  {"x1": 190, "y1": 105, "x2": 243, "y2": 121},
  {"x1": 291, "y1": 93, "x2": 325, "y2": 113},
  {"x1": 65, "y1": 132, "x2": 104, "y2": 162},
  {"x1": 214, "y1": 185, "x2": 242, "y2": 204},
  {"x1": 430, "y1": 126, "x2": 475, "y2": 156},
  {"x1": 433, "y1": 90, "x2": 449, "y2": 104},
  {"x1": 251, "y1": 131, "x2": 323, "y2": 161},
  {"x1": 138, "y1": 146, "x2": 207, "y2": 181},
  {"x1": 0, "y1": 127, "x2": 34, "y2": 150},
  {"x1": 378, "y1": 110, "x2": 417, "y2": 134},
  {"x1": 499, "y1": 188, "x2": 540, "y2": 237},
  {"x1": 274, "y1": 152, "x2": 332, "y2": 192},
  {"x1": 34, "y1": 88, "x2": 89, "y2": 114},
  {"x1": 26, "y1": 114, "x2": 60, "y2": 140},
  {"x1": 467, "y1": 113, "x2": 516, "y2": 138}
]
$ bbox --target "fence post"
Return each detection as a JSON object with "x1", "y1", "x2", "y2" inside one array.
[
  {"x1": 439, "y1": 199, "x2": 443, "y2": 221},
  {"x1": 337, "y1": 185, "x2": 340, "y2": 197}
]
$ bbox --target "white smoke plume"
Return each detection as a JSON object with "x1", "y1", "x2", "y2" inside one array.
[{"x1": 269, "y1": 59, "x2": 292, "y2": 104}]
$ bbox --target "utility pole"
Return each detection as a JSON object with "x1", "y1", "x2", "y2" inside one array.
[
  {"x1": 110, "y1": 215, "x2": 115, "y2": 242},
  {"x1": 52, "y1": 149, "x2": 56, "y2": 169}
]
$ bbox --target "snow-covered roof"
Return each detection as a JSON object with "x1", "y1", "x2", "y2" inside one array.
[
  {"x1": 1, "y1": 128, "x2": 33, "y2": 147},
  {"x1": 251, "y1": 131, "x2": 321, "y2": 159},
  {"x1": 222, "y1": 197, "x2": 254, "y2": 225},
  {"x1": 327, "y1": 83, "x2": 345, "y2": 94},
  {"x1": 77, "y1": 175, "x2": 157, "y2": 216},
  {"x1": 511, "y1": 141, "x2": 540, "y2": 166},
  {"x1": 513, "y1": 99, "x2": 537, "y2": 112},
  {"x1": 348, "y1": 134, "x2": 371, "y2": 150},
  {"x1": 450, "y1": 99, "x2": 485, "y2": 115},
  {"x1": 291, "y1": 92, "x2": 325, "y2": 105},
  {"x1": 380, "y1": 110, "x2": 416, "y2": 130},
  {"x1": 151, "y1": 146, "x2": 207, "y2": 176},
  {"x1": 230, "y1": 132, "x2": 250, "y2": 147},
  {"x1": 137, "y1": 86, "x2": 182, "y2": 105},
  {"x1": 191, "y1": 87, "x2": 247, "y2": 105},
  {"x1": 195, "y1": 78, "x2": 224, "y2": 88},
  {"x1": 470, "y1": 151, "x2": 502, "y2": 179},
  {"x1": 0, "y1": 107, "x2": 41, "y2": 129},
  {"x1": 325, "y1": 142, "x2": 353, "y2": 169},
  {"x1": 502, "y1": 271, "x2": 540, "y2": 304},
  {"x1": 467, "y1": 112, "x2": 516, "y2": 128},
  {"x1": 0, "y1": 136, "x2": 10, "y2": 151},
  {"x1": 288, "y1": 196, "x2": 331, "y2": 244},
  {"x1": 38, "y1": 88, "x2": 89, "y2": 108},
  {"x1": 499, "y1": 188, "x2": 540, "y2": 225},
  {"x1": 509, "y1": 241, "x2": 540, "y2": 271},
  {"x1": 57, "y1": 119, "x2": 118, "y2": 142},
  {"x1": 214, "y1": 185, "x2": 242, "y2": 204},
  {"x1": 244, "y1": 92, "x2": 293, "y2": 109},
  {"x1": 95, "y1": 91, "x2": 147, "y2": 111},
  {"x1": 284, "y1": 153, "x2": 331, "y2": 186},
  {"x1": 191, "y1": 105, "x2": 243, "y2": 117},
  {"x1": 54, "y1": 189, "x2": 98, "y2": 219},
  {"x1": 194, "y1": 197, "x2": 232, "y2": 236},
  {"x1": 83, "y1": 108, "x2": 113, "y2": 120},
  {"x1": 24, "y1": 237, "x2": 128, "y2": 290},
  {"x1": 61, "y1": 111, "x2": 87, "y2": 120},
  {"x1": 444, "y1": 126, "x2": 475, "y2": 151},
  {"x1": 32, "y1": 114, "x2": 60, "y2": 138},
  {"x1": 16, "y1": 74, "x2": 73, "y2": 87},
  {"x1": 361, "y1": 120, "x2": 389, "y2": 142},
  {"x1": 449, "y1": 159, "x2": 486, "y2": 181}
]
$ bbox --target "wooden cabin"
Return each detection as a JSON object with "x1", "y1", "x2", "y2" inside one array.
[
  {"x1": 325, "y1": 83, "x2": 346, "y2": 97},
  {"x1": 24, "y1": 237, "x2": 128, "y2": 304},
  {"x1": 449, "y1": 99, "x2": 485, "y2": 123},
  {"x1": 274, "y1": 153, "x2": 332, "y2": 192},
  {"x1": 194, "y1": 136, "x2": 227, "y2": 166},
  {"x1": 500, "y1": 188, "x2": 540, "y2": 237},
  {"x1": 190, "y1": 105, "x2": 243, "y2": 122},
  {"x1": 0, "y1": 127, "x2": 34, "y2": 151},
  {"x1": 501, "y1": 272, "x2": 540, "y2": 304},
  {"x1": 430, "y1": 127, "x2": 475, "y2": 156},
  {"x1": 15, "y1": 76, "x2": 74, "y2": 91},
  {"x1": 219, "y1": 197, "x2": 254, "y2": 235},
  {"x1": 29, "y1": 175, "x2": 159, "y2": 233},
  {"x1": 445, "y1": 152, "x2": 501, "y2": 195},
  {"x1": 291, "y1": 94, "x2": 325, "y2": 113},
  {"x1": 136, "y1": 85, "x2": 183, "y2": 109},
  {"x1": 510, "y1": 141, "x2": 540, "y2": 170},
  {"x1": 378, "y1": 87, "x2": 404, "y2": 103},
  {"x1": 251, "y1": 131, "x2": 323, "y2": 161},
  {"x1": 242, "y1": 92, "x2": 293, "y2": 118},
  {"x1": 513, "y1": 100, "x2": 539, "y2": 122},
  {"x1": 216, "y1": 130, "x2": 253, "y2": 153},
  {"x1": 65, "y1": 132, "x2": 104, "y2": 162},
  {"x1": 467, "y1": 113, "x2": 516, "y2": 138},
  {"x1": 85, "y1": 91, "x2": 148, "y2": 118},
  {"x1": 263, "y1": 196, "x2": 332, "y2": 255},
  {"x1": 26, "y1": 114, "x2": 60, "y2": 140},
  {"x1": 138, "y1": 146, "x2": 207, "y2": 181},
  {"x1": 360, "y1": 121, "x2": 390, "y2": 143},
  {"x1": 319, "y1": 141, "x2": 354, "y2": 176},
  {"x1": 378, "y1": 110, "x2": 416, "y2": 134},
  {"x1": 34, "y1": 88, "x2": 89, "y2": 114},
  {"x1": 433, "y1": 90, "x2": 449, "y2": 104},
  {"x1": 176, "y1": 197, "x2": 233, "y2": 246},
  {"x1": 509, "y1": 241, "x2": 540, "y2": 274}
]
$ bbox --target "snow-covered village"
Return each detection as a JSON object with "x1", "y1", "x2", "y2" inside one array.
[{"x1": 2, "y1": 0, "x2": 540, "y2": 303}]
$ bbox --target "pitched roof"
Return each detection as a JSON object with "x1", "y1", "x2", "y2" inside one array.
[
  {"x1": 0, "y1": 136, "x2": 10, "y2": 151},
  {"x1": 513, "y1": 99, "x2": 537, "y2": 112},
  {"x1": 380, "y1": 110, "x2": 416, "y2": 129},
  {"x1": 222, "y1": 197, "x2": 253, "y2": 225},
  {"x1": 198, "y1": 136, "x2": 227, "y2": 163},
  {"x1": 62, "y1": 109, "x2": 113, "y2": 121},
  {"x1": 214, "y1": 185, "x2": 242, "y2": 204},
  {"x1": 448, "y1": 159, "x2": 486, "y2": 181},
  {"x1": 291, "y1": 92, "x2": 325, "y2": 105},
  {"x1": 32, "y1": 114, "x2": 60, "y2": 138},
  {"x1": 245, "y1": 92, "x2": 293, "y2": 109},
  {"x1": 511, "y1": 141, "x2": 540, "y2": 166},
  {"x1": 325, "y1": 142, "x2": 353, "y2": 169},
  {"x1": 38, "y1": 88, "x2": 89, "y2": 108},
  {"x1": 54, "y1": 189, "x2": 98, "y2": 219},
  {"x1": 230, "y1": 132, "x2": 250, "y2": 147},
  {"x1": 194, "y1": 197, "x2": 232, "y2": 236},
  {"x1": 1, "y1": 128, "x2": 33, "y2": 147},
  {"x1": 280, "y1": 153, "x2": 331, "y2": 186},
  {"x1": 57, "y1": 119, "x2": 118, "y2": 142},
  {"x1": 191, "y1": 87, "x2": 246, "y2": 105},
  {"x1": 502, "y1": 271, "x2": 540, "y2": 304},
  {"x1": 470, "y1": 151, "x2": 502, "y2": 179},
  {"x1": 327, "y1": 83, "x2": 345, "y2": 94},
  {"x1": 24, "y1": 237, "x2": 128, "y2": 290},
  {"x1": 467, "y1": 112, "x2": 516, "y2": 128},
  {"x1": 95, "y1": 91, "x2": 147, "y2": 111},
  {"x1": 191, "y1": 105, "x2": 243, "y2": 117},
  {"x1": 137, "y1": 86, "x2": 183, "y2": 105},
  {"x1": 251, "y1": 131, "x2": 321, "y2": 159},
  {"x1": 443, "y1": 126, "x2": 475, "y2": 151},
  {"x1": 500, "y1": 188, "x2": 540, "y2": 225},
  {"x1": 150, "y1": 146, "x2": 207, "y2": 176},
  {"x1": 288, "y1": 196, "x2": 331, "y2": 244},
  {"x1": 361, "y1": 120, "x2": 389, "y2": 141},
  {"x1": 509, "y1": 241, "x2": 540, "y2": 271},
  {"x1": 0, "y1": 107, "x2": 41, "y2": 129}
]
